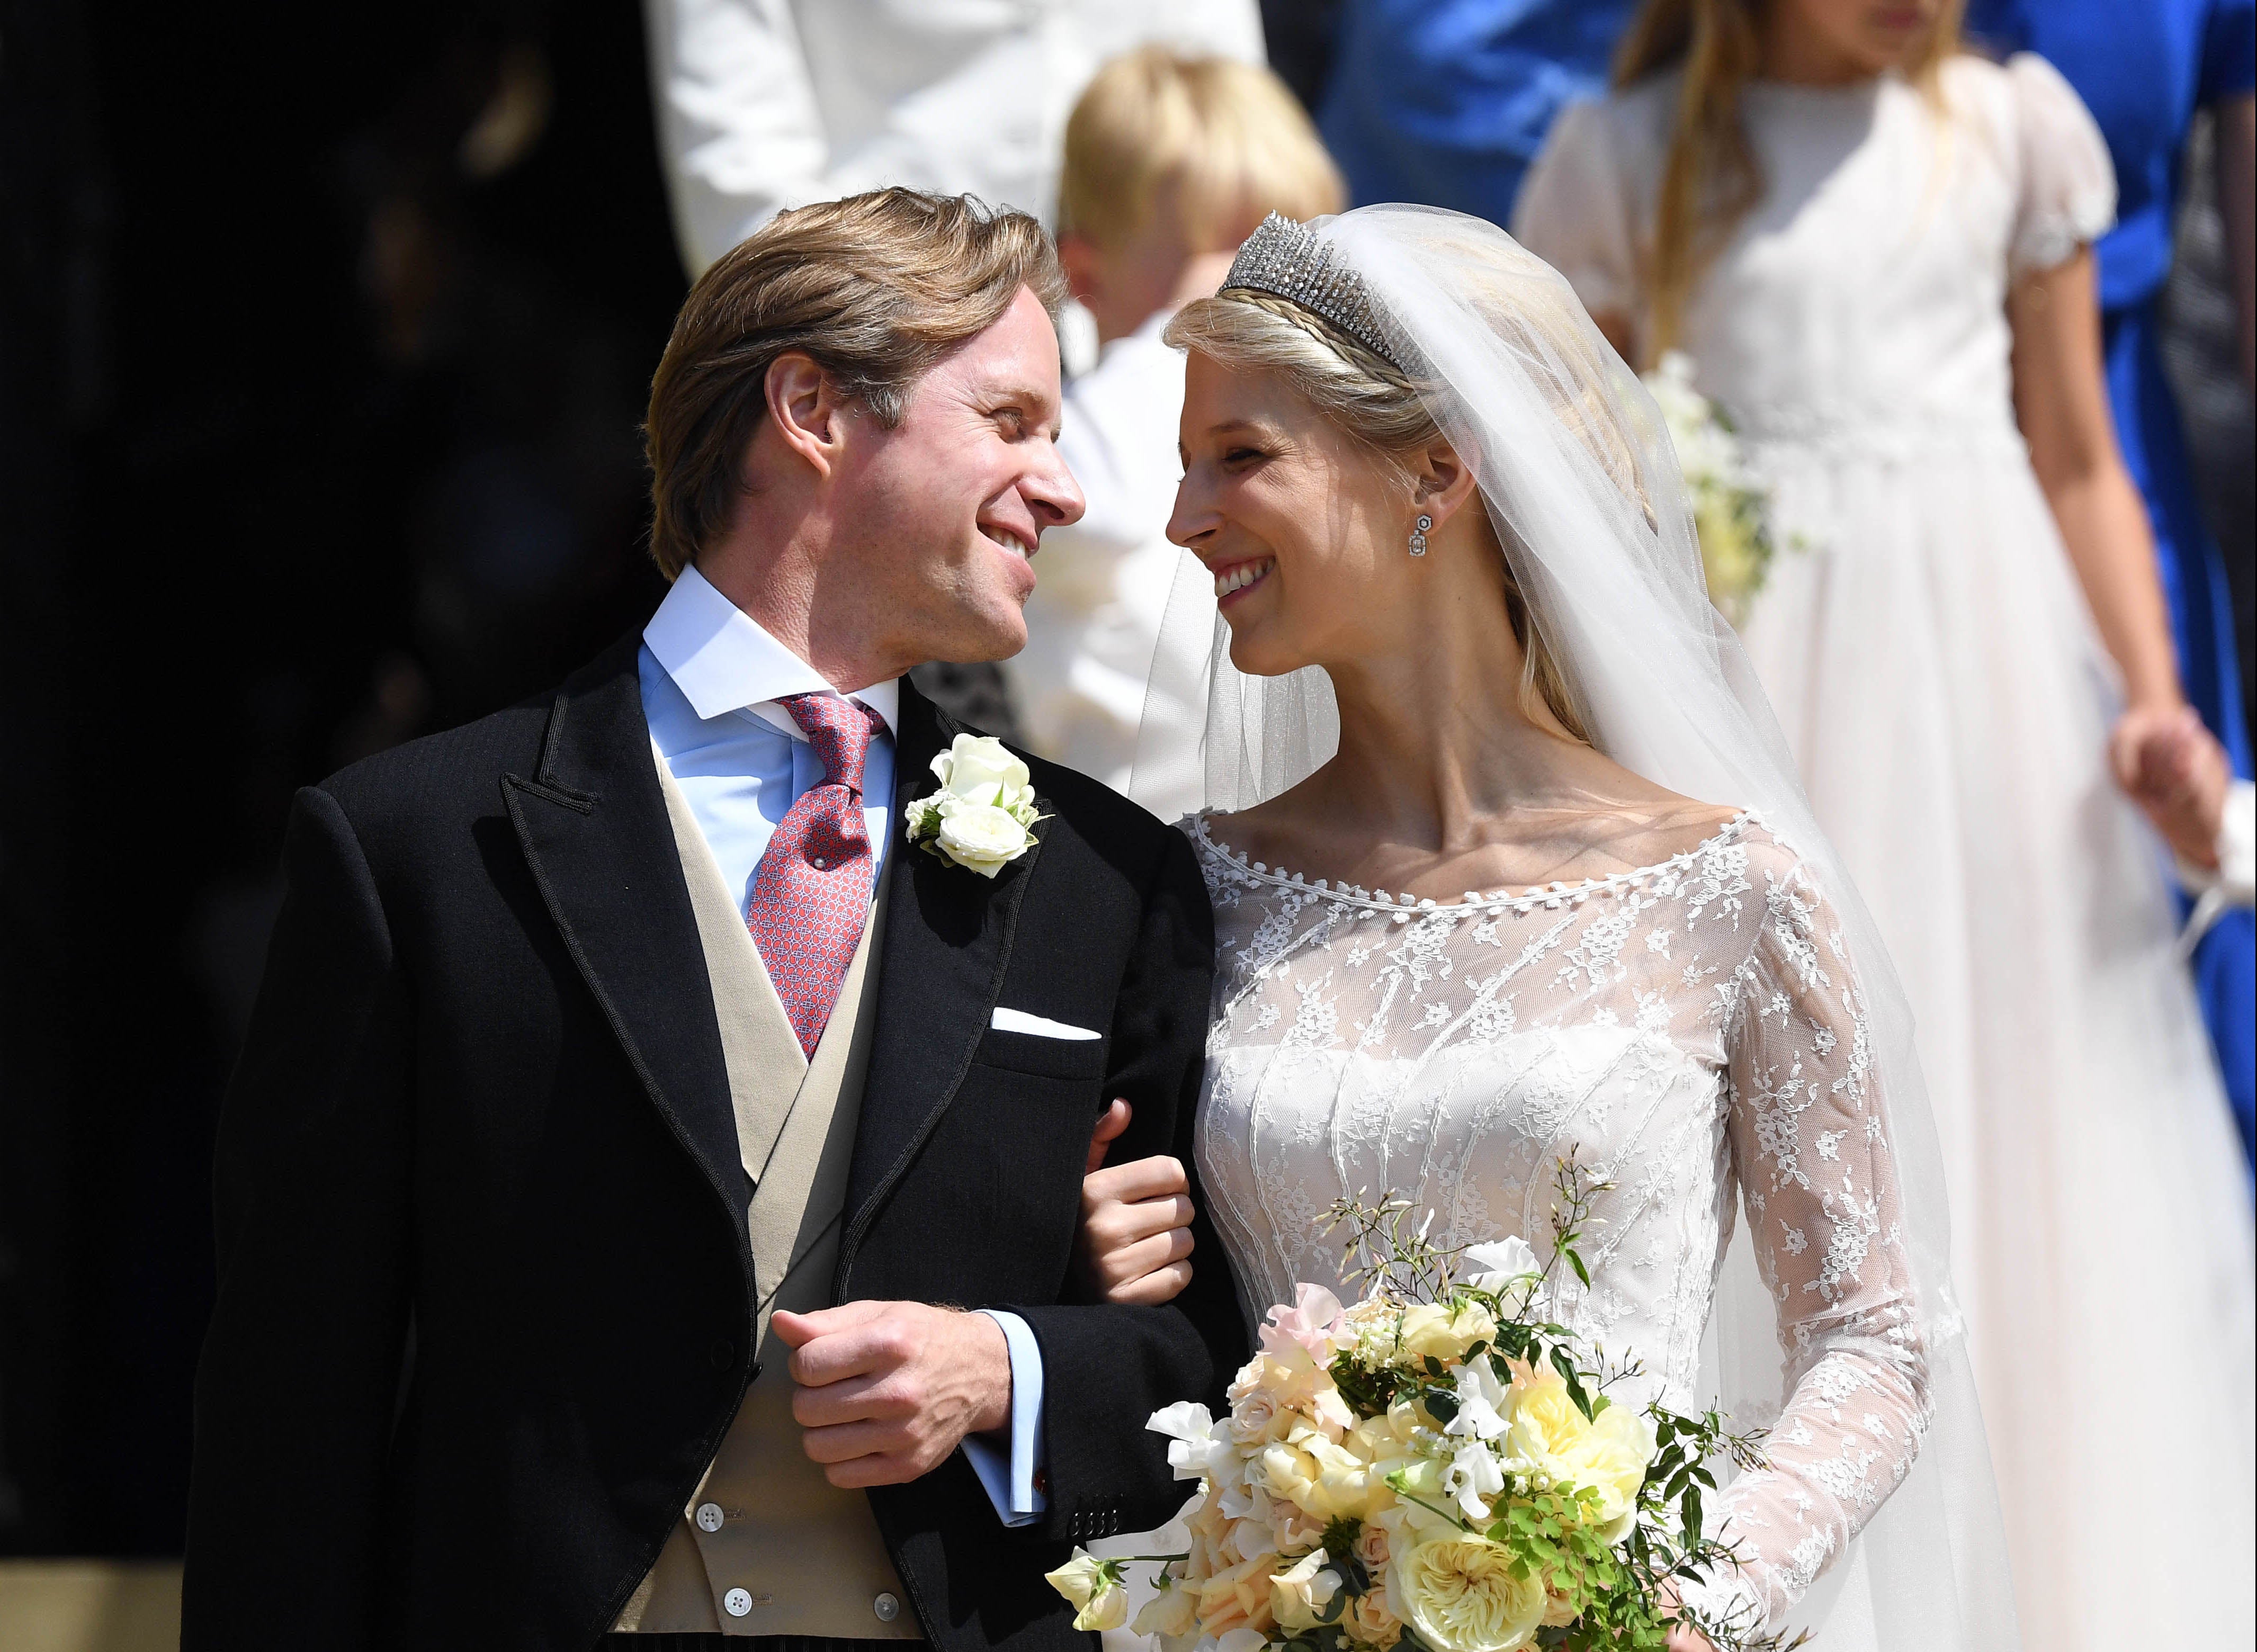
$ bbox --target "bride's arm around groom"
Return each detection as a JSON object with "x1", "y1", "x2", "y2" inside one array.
[{"x1": 181, "y1": 188, "x2": 1247, "y2": 1652}]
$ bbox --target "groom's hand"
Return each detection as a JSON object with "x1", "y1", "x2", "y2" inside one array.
[{"x1": 772, "y1": 1300, "x2": 1012, "y2": 1488}]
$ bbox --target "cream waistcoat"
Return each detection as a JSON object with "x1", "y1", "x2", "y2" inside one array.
[{"x1": 612, "y1": 752, "x2": 918, "y2": 1637}]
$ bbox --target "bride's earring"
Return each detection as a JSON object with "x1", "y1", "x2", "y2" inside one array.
[{"x1": 1409, "y1": 513, "x2": 1432, "y2": 556}]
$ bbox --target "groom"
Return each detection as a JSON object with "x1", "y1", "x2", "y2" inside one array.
[{"x1": 183, "y1": 188, "x2": 1242, "y2": 1651}]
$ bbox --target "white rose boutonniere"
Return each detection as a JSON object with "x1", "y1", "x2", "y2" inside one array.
[{"x1": 903, "y1": 733, "x2": 1043, "y2": 878}]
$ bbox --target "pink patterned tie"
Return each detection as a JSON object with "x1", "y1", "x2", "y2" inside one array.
[{"x1": 745, "y1": 693, "x2": 888, "y2": 1057}]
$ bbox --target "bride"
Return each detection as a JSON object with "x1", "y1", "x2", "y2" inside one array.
[{"x1": 1072, "y1": 206, "x2": 2020, "y2": 1647}]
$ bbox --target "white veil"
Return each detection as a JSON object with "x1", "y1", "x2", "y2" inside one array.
[{"x1": 1130, "y1": 205, "x2": 2020, "y2": 1649}]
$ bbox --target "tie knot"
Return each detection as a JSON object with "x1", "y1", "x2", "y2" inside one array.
[{"x1": 780, "y1": 693, "x2": 884, "y2": 795}]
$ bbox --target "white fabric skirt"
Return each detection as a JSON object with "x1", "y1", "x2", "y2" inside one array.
[{"x1": 1738, "y1": 425, "x2": 2256, "y2": 1648}]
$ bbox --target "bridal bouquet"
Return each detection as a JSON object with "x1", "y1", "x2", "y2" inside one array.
[
  {"x1": 1046, "y1": 1166, "x2": 1800, "y2": 1652},
  {"x1": 1642, "y1": 352, "x2": 1780, "y2": 629}
]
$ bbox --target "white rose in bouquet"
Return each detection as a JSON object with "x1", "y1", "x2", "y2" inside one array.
[{"x1": 1390, "y1": 1532, "x2": 1550, "y2": 1652}]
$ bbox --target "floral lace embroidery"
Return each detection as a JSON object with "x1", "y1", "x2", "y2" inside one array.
[{"x1": 1188, "y1": 812, "x2": 1927, "y2": 1628}]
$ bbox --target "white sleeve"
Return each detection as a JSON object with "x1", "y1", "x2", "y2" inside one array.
[
  {"x1": 1512, "y1": 98, "x2": 1643, "y2": 324},
  {"x1": 1699, "y1": 852, "x2": 1931, "y2": 1628},
  {"x1": 641, "y1": 0, "x2": 831, "y2": 276},
  {"x1": 2005, "y1": 51, "x2": 2118, "y2": 279}
]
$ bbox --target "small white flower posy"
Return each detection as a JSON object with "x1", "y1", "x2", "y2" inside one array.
[{"x1": 903, "y1": 734, "x2": 1044, "y2": 878}]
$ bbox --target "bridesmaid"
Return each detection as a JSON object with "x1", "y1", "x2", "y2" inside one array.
[
  {"x1": 1963, "y1": 0, "x2": 2257, "y2": 1165},
  {"x1": 1514, "y1": 1, "x2": 2256, "y2": 1646}
]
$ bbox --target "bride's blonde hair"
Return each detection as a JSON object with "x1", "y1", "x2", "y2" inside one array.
[
  {"x1": 1164, "y1": 289, "x2": 1593, "y2": 744},
  {"x1": 1613, "y1": 0, "x2": 1964, "y2": 361}
]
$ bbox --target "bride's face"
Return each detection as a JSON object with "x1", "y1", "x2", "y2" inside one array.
[{"x1": 1168, "y1": 352, "x2": 1415, "y2": 678}]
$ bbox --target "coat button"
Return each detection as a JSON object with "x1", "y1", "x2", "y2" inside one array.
[
  {"x1": 696, "y1": 1502, "x2": 725, "y2": 1533},
  {"x1": 709, "y1": 1338, "x2": 736, "y2": 1371},
  {"x1": 874, "y1": 1592, "x2": 900, "y2": 1622},
  {"x1": 724, "y1": 1588, "x2": 754, "y2": 1617}
]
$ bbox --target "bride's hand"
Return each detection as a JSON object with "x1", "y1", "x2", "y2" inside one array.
[
  {"x1": 1656, "y1": 1583, "x2": 1716, "y2": 1652},
  {"x1": 1076, "y1": 1100, "x2": 1197, "y2": 1305}
]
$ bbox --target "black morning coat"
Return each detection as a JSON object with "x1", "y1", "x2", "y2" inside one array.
[{"x1": 181, "y1": 633, "x2": 1248, "y2": 1652}]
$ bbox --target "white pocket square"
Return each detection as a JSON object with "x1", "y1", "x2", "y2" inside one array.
[{"x1": 989, "y1": 1007, "x2": 1102, "y2": 1041}]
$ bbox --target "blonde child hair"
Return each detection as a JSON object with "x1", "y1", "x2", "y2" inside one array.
[{"x1": 1059, "y1": 47, "x2": 1345, "y2": 252}]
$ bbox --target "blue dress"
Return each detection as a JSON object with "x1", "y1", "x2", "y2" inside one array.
[
  {"x1": 1315, "y1": 0, "x2": 1638, "y2": 226},
  {"x1": 1967, "y1": 0, "x2": 2257, "y2": 1166}
]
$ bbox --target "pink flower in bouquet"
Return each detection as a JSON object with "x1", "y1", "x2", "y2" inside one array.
[
  {"x1": 1260, "y1": 1283, "x2": 1346, "y2": 1359},
  {"x1": 1228, "y1": 1345, "x2": 1355, "y2": 1441}
]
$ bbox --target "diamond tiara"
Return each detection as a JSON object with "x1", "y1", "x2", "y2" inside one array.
[{"x1": 1219, "y1": 212, "x2": 1403, "y2": 369}]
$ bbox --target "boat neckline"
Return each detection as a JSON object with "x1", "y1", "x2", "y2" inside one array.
[{"x1": 1188, "y1": 808, "x2": 1761, "y2": 913}]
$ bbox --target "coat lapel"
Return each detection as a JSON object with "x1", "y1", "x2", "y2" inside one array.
[
  {"x1": 501, "y1": 635, "x2": 747, "y2": 1236},
  {"x1": 838, "y1": 679, "x2": 1047, "y2": 1286}
]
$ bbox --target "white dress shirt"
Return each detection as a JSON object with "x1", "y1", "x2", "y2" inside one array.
[
  {"x1": 640, "y1": 565, "x2": 1046, "y2": 1525},
  {"x1": 1003, "y1": 308, "x2": 1215, "y2": 795},
  {"x1": 639, "y1": 0, "x2": 1266, "y2": 276}
]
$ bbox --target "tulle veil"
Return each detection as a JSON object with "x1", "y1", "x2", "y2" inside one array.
[{"x1": 1129, "y1": 204, "x2": 2021, "y2": 1648}]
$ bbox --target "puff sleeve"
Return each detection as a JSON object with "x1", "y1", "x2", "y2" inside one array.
[
  {"x1": 2005, "y1": 51, "x2": 2117, "y2": 279},
  {"x1": 1513, "y1": 98, "x2": 1643, "y2": 322}
]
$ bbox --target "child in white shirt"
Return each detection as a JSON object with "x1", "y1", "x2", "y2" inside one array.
[{"x1": 1005, "y1": 48, "x2": 1342, "y2": 796}]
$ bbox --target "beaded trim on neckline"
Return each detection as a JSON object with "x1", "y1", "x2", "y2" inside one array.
[{"x1": 1188, "y1": 809, "x2": 1759, "y2": 915}]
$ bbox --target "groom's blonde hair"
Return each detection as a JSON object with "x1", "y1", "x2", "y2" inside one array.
[{"x1": 644, "y1": 188, "x2": 1069, "y2": 580}]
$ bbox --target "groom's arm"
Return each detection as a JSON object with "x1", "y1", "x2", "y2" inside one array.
[
  {"x1": 182, "y1": 786, "x2": 414, "y2": 1650},
  {"x1": 1010, "y1": 826, "x2": 1247, "y2": 1543}
]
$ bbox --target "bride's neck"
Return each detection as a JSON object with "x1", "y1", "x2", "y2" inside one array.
[{"x1": 1319, "y1": 591, "x2": 1584, "y2": 852}]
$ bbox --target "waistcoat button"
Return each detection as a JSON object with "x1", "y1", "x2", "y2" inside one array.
[
  {"x1": 873, "y1": 1592, "x2": 900, "y2": 1622},
  {"x1": 724, "y1": 1588, "x2": 754, "y2": 1617},
  {"x1": 695, "y1": 1502, "x2": 725, "y2": 1533},
  {"x1": 708, "y1": 1337, "x2": 736, "y2": 1371}
]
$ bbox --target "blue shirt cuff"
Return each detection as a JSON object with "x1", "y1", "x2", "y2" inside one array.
[{"x1": 962, "y1": 1309, "x2": 1046, "y2": 1527}]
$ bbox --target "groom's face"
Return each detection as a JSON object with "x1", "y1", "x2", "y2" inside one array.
[{"x1": 833, "y1": 285, "x2": 1085, "y2": 665}]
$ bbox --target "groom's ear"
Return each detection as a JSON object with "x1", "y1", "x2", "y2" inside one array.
[{"x1": 763, "y1": 352, "x2": 855, "y2": 480}]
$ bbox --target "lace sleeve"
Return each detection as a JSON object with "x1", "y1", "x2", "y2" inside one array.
[{"x1": 1701, "y1": 850, "x2": 1931, "y2": 1627}]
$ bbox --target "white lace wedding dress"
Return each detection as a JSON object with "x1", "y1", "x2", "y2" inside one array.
[
  {"x1": 1513, "y1": 55, "x2": 2256, "y2": 1644},
  {"x1": 1187, "y1": 810, "x2": 1919, "y2": 1629}
]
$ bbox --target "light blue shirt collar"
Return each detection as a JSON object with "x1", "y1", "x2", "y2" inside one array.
[{"x1": 643, "y1": 563, "x2": 901, "y2": 740}]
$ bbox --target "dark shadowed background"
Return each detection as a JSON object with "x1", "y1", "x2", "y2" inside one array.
[{"x1": 0, "y1": 0, "x2": 685, "y2": 1557}]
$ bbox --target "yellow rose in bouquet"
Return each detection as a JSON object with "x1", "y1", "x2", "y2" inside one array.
[{"x1": 1502, "y1": 1363, "x2": 1660, "y2": 1543}]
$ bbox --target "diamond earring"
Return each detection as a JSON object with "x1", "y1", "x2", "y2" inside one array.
[{"x1": 1409, "y1": 513, "x2": 1432, "y2": 556}]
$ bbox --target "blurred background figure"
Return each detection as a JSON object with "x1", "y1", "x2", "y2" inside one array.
[
  {"x1": 1004, "y1": 49, "x2": 1344, "y2": 794},
  {"x1": 1515, "y1": 2, "x2": 2255, "y2": 1645},
  {"x1": 1963, "y1": 0, "x2": 2257, "y2": 1165},
  {"x1": 1315, "y1": 0, "x2": 1639, "y2": 224},
  {"x1": 638, "y1": 0, "x2": 1265, "y2": 737}
]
